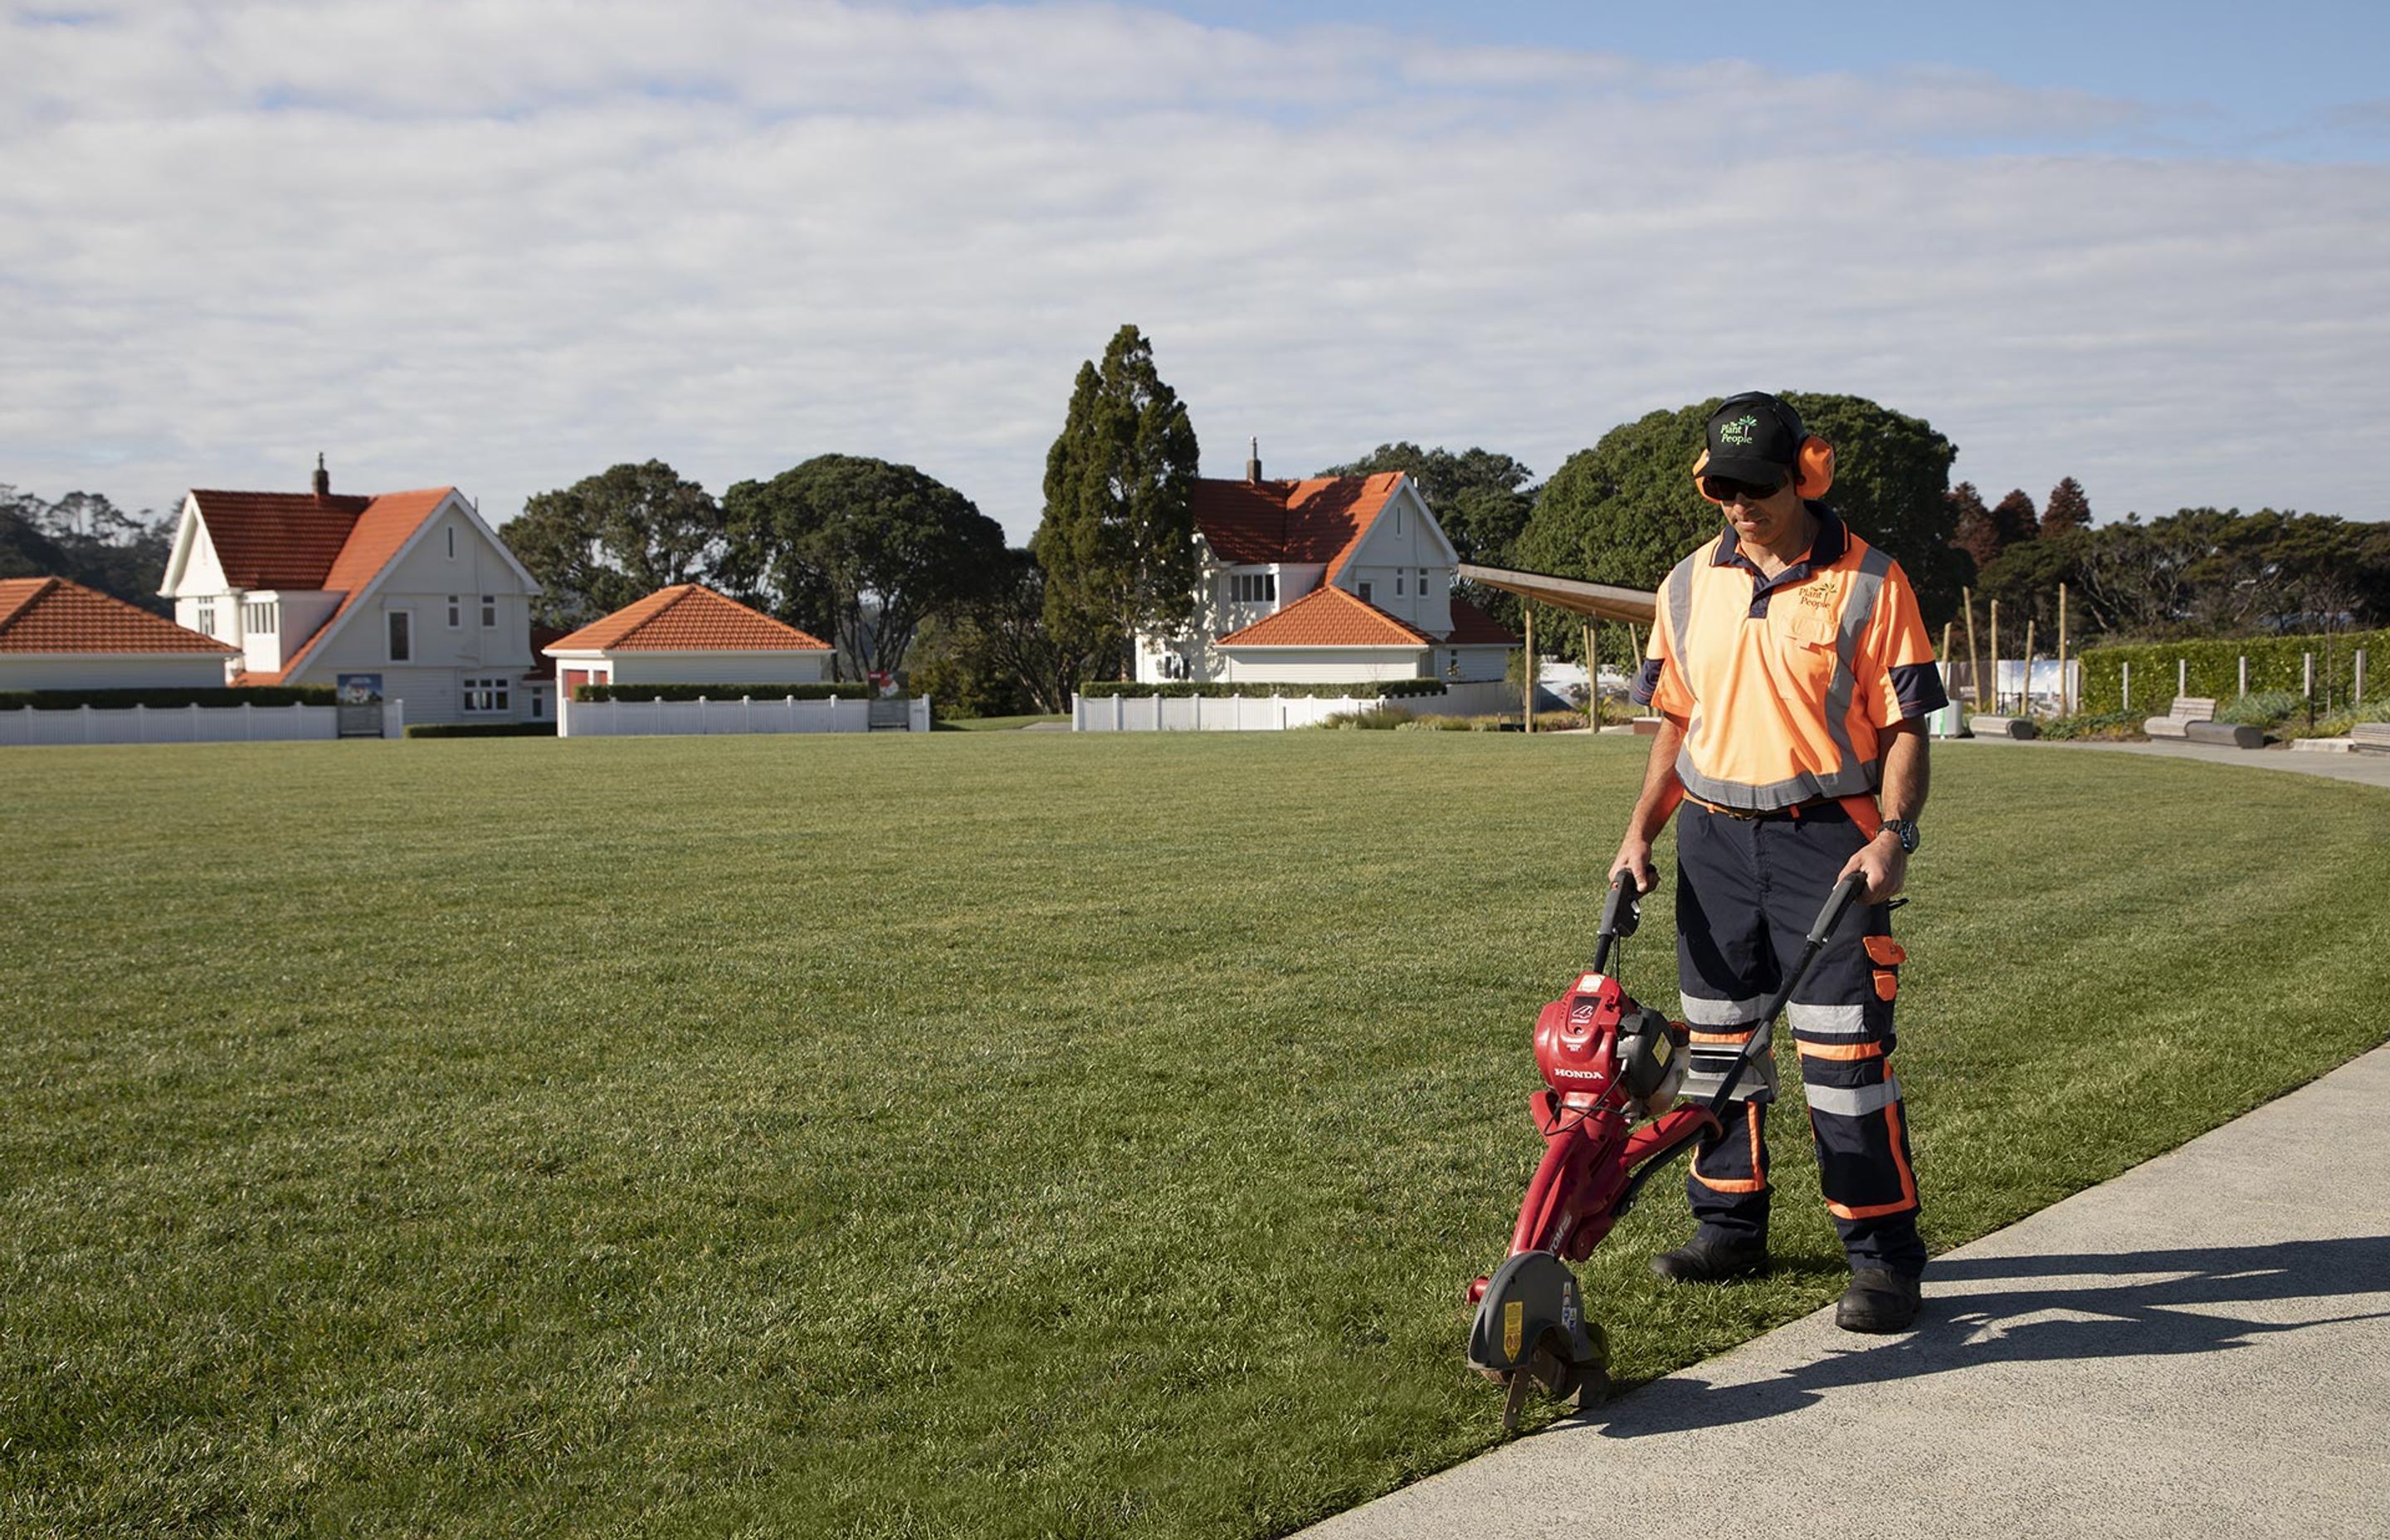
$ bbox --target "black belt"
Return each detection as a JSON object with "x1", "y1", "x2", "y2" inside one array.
[{"x1": 1687, "y1": 794, "x2": 1846, "y2": 822}]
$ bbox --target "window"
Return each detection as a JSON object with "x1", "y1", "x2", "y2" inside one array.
[
  {"x1": 388, "y1": 609, "x2": 412, "y2": 662},
  {"x1": 529, "y1": 689, "x2": 544, "y2": 719},
  {"x1": 462, "y1": 675, "x2": 511, "y2": 713},
  {"x1": 1228, "y1": 572, "x2": 1275, "y2": 604},
  {"x1": 1395, "y1": 505, "x2": 1405, "y2": 534},
  {"x1": 242, "y1": 601, "x2": 277, "y2": 633},
  {"x1": 446, "y1": 595, "x2": 461, "y2": 628},
  {"x1": 446, "y1": 526, "x2": 456, "y2": 560},
  {"x1": 1395, "y1": 572, "x2": 1407, "y2": 597},
  {"x1": 195, "y1": 600, "x2": 215, "y2": 636},
  {"x1": 1358, "y1": 581, "x2": 1374, "y2": 603},
  {"x1": 480, "y1": 594, "x2": 496, "y2": 628},
  {"x1": 1419, "y1": 568, "x2": 1431, "y2": 594}
]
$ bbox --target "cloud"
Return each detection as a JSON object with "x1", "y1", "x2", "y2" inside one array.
[{"x1": 1, "y1": 1, "x2": 2386, "y2": 540}]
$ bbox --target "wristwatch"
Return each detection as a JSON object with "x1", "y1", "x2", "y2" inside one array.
[{"x1": 1880, "y1": 818, "x2": 1920, "y2": 855}]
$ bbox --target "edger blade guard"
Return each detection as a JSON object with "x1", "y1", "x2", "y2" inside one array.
[{"x1": 1466, "y1": 1250, "x2": 1610, "y2": 1430}]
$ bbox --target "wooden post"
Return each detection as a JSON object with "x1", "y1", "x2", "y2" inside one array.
[
  {"x1": 2057, "y1": 583, "x2": 2070, "y2": 715},
  {"x1": 1988, "y1": 600, "x2": 2001, "y2": 712},
  {"x1": 1523, "y1": 605, "x2": 1534, "y2": 733},
  {"x1": 2358, "y1": 647, "x2": 2368, "y2": 704},
  {"x1": 2122, "y1": 659, "x2": 2132, "y2": 714},
  {"x1": 1939, "y1": 621, "x2": 1954, "y2": 728},
  {"x1": 1584, "y1": 621, "x2": 1597, "y2": 729},
  {"x1": 2237, "y1": 655, "x2": 2246, "y2": 698},
  {"x1": 1963, "y1": 587, "x2": 1983, "y2": 712},
  {"x1": 2178, "y1": 657, "x2": 2187, "y2": 699}
]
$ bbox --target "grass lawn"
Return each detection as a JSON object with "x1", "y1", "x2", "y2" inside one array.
[{"x1": 3, "y1": 734, "x2": 2385, "y2": 1538}]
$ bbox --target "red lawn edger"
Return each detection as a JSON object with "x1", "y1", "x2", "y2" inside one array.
[{"x1": 1465, "y1": 862, "x2": 1868, "y2": 1430}]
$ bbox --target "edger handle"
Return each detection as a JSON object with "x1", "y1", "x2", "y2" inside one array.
[
  {"x1": 1590, "y1": 867, "x2": 1642, "y2": 977},
  {"x1": 1704, "y1": 870, "x2": 1871, "y2": 1117}
]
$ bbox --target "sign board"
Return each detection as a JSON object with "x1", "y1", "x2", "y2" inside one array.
[{"x1": 336, "y1": 673, "x2": 385, "y2": 738}]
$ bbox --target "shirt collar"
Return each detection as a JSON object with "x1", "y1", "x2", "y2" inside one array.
[{"x1": 1714, "y1": 503, "x2": 1847, "y2": 573}]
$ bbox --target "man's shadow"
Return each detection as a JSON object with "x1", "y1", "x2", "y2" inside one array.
[{"x1": 1583, "y1": 1235, "x2": 2390, "y2": 1438}]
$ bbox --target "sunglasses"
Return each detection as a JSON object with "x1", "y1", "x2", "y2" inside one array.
[{"x1": 1702, "y1": 474, "x2": 1786, "y2": 504}]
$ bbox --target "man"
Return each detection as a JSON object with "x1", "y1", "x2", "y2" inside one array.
[{"x1": 1609, "y1": 392, "x2": 1947, "y2": 1333}]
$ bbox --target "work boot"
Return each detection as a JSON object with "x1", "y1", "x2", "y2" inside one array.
[
  {"x1": 1650, "y1": 1233, "x2": 1769, "y2": 1283},
  {"x1": 1835, "y1": 1268, "x2": 1923, "y2": 1333}
]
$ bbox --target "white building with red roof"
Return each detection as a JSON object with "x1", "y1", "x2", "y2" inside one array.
[
  {"x1": 541, "y1": 584, "x2": 834, "y2": 735},
  {"x1": 1143, "y1": 452, "x2": 1518, "y2": 685},
  {"x1": 0, "y1": 577, "x2": 240, "y2": 690},
  {"x1": 159, "y1": 458, "x2": 545, "y2": 724}
]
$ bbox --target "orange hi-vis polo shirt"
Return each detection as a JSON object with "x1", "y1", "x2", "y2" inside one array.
[{"x1": 1631, "y1": 507, "x2": 1948, "y2": 812}]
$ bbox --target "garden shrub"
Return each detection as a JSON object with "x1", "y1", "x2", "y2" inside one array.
[
  {"x1": 404, "y1": 722, "x2": 559, "y2": 738},
  {"x1": 0, "y1": 685, "x2": 336, "y2": 710}
]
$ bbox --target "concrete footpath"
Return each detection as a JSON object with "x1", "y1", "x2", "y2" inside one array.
[
  {"x1": 1302, "y1": 1045, "x2": 2390, "y2": 1540},
  {"x1": 1953, "y1": 733, "x2": 2390, "y2": 788}
]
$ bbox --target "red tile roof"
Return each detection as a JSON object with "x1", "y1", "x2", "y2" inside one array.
[
  {"x1": 544, "y1": 585, "x2": 833, "y2": 652},
  {"x1": 1215, "y1": 583, "x2": 1435, "y2": 648},
  {"x1": 233, "y1": 487, "x2": 456, "y2": 685},
  {"x1": 0, "y1": 577, "x2": 238, "y2": 655},
  {"x1": 1441, "y1": 595, "x2": 1520, "y2": 646},
  {"x1": 1190, "y1": 473, "x2": 1403, "y2": 581}
]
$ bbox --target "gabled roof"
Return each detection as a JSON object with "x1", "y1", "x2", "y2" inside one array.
[
  {"x1": 1441, "y1": 596, "x2": 1520, "y2": 646},
  {"x1": 233, "y1": 488, "x2": 459, "y2": 685},
  {"x1": 1191, "y1": 473, "x2": 1404, "y2": 581},
  {"x1": 188, "y1": 487, "x2": 451, "y2": 592},
  {"x1": 0, "y1": 577, "x2": 238, "y2": 655},
  {"x1": 1215, "y1": 582, "x2": 1435, "y2": 649},
  {"x1": 544, "y1": 585, "x2": 833, "y2": 653}
]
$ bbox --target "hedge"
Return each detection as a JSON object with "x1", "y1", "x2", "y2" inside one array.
[
  {"x1": 0, "y1": 685, "x2": 337, "y2": 711},
  {"x1": 573, "y1": 682, "x2": 874, "y2": 703},
  {"x1": 2075, "y1": 627, "x2": 2388, "y2": 715},
  {"x1": 1074, "y1": 680, "x2": 1450, "y2": 700},
  {"x1": 404, "y1": 722, "x2": 559, "y2": 738}
]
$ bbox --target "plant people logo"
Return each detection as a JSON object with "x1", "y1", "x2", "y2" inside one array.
[{"x1": 1719, "y1": 414, "x2": 1761, "y2": 447}]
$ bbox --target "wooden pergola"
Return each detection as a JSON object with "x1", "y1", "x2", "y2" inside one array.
[{"x1": 1456, "y1": 563, "x2": 1659, "y2": 731}]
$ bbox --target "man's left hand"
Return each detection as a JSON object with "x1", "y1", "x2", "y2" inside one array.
[{"x1": 1839, "y1": 831, "x2": 1907, "y2": 904}]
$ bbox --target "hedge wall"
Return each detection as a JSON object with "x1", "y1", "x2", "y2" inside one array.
[
  {"x1": 573, "y1": 682, "x2": 874, "y2": 703},
  {"x1": 1074, "y1": 680, "x2": 1450, "y2": 700},
  {"x1": 2075, "y1": 628, "x2": 2387, "y2": 714},
  {"x1": 404, "y1": 722, "x2": 559, "y2": 738},
  {"x1": 0, "y1": 685, "x2": 337, "y2": 711}
]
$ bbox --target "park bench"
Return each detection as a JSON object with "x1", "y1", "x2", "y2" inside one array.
[
  {"x1": 2353, "y1": 722, "x2": 2390, "y2": 754},
  {"x1": 2144, "y1": 696, "x2": 2216, "y2": 739},
  {"x1": 1968, "y1": 714, "x2": 2037, "y2": 739}
]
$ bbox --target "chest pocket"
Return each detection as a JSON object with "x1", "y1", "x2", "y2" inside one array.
[{"x1": 1768, "y1": 597, "x2": 1838, "y2": 699}]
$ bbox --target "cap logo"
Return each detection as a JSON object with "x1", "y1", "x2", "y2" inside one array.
[{"x1": 1719, "y1": 414, "x2": 1760, "y2": 446}]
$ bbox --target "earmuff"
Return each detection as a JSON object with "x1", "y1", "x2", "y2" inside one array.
[{"x1": 1690, "y1": 395, "x2": 1835, "y2": 504}]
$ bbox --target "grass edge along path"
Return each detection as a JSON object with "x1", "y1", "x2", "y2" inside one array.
[{"x1": 1, "y1": 734, "x2": 2384, "y2": 1538}]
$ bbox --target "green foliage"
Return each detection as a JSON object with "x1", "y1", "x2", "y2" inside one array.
[
  {"x1": 1076, "y1": 679, "x2": 1447, "y2": 699},
  {"x1": 2075, "y1": 626, "x2": 2390, "y2": 714},
  {"x1": 500, "y1": 460, "x2": 724, "y2": 630},
  {"x1": 2214, "y1": 690, "x2": 2305, "y2": 727},
  {"x1": 2034, "y1": 709, "x2": 2140, "y2": 741},
  {"x1": 3, "y1": 738, "x2": 2387, "y2": 1534},
  {"x1": 1516, "y1": 392, "x2": 1968, "y2": 629},
  {"x1": 1314, "y1": 704, "x2": 1416, "y2": 730},
  {"x1": 716, "y1": 455, "x2": 1003, "y2": 678},
  {"x1": 1, "y1": 486, "x2": 177, "y2": 614},
  {"x1": 900, "y1": 548, "x2": 1079, "y2": 715},
  {"x1": 572, "y1": 681, "x2": 871, "y2": 702},
  {"x1": 402, "y1": 721, "x2": 558, "y2": 738},
  {"x1": 1032, "y1": 324, "x2": 1201, "y2": 683},
  {"x1": 0, "y1": 685, "x2": 335, "y2": 710}
]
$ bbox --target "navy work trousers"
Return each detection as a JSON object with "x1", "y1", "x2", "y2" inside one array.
[{"x1": 1673, "y1": 800, "x2": 1925, "y2": 1277}]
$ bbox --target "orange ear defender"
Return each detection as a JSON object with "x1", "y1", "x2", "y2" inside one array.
[{"x1": 1690, "y1": 397, "x2": 1836, "y2": 502}]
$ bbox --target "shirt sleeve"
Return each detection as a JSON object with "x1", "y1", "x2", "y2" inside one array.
[
  {"x1": 1632, "y1": 592, "x2": 1695, "y2": 718},
  {"x1": 1862, "y1": 561, "x2": 1949, "y2": 725}
]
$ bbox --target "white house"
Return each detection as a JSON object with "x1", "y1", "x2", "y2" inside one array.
[
  {"x1": 158, "y1": 459, "x2": 545, "y2": 725},
  {"x1": 1139, "y1": 457, "x2": 1518, "y2": 685},
  {"x1": 0, "y1": 576, "x2": 240, "y2": 690},
  {"x1": 542, "y1": 583, "x2": 835, "y2": 734}
]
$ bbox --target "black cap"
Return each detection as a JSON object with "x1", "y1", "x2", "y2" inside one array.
[{"x1": 1703, "y1": 393, "x2": 1802, "y2": 485}]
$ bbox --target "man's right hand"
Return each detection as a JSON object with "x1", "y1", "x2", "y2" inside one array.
[{"x1": 1609, "y1": 840, "x2": 1656, "y2": 895}]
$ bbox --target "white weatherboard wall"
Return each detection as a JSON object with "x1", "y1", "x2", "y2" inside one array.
[
  {"x1": 1217, "y1": 650, "x2": 1430, "y2": 684},
  {"x1": 560, "y1": 694, "x2": 927, "y2": 738},
  {"x1": 0, "y1": 701, "x2": 401, "y2": 746},
  {"x1": 1335, "y1": 482, "x2": 1456, "y2": 634},
  {"x1": 0, "y1": 654, "x2": 232, "y2": 691},
  {"x1": 601, "y1": 652, "x2": 832, "y2": 685}
]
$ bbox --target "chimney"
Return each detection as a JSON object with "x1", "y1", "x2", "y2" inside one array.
[
  {"x1": 312, "y1": 451, "x2": 330, "y2": 500},
  {"x1": 1246, "y1": 436, "x2": 1261, "y2": 483}
]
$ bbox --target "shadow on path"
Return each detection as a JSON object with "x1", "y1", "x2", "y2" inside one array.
[{"x1": 1586, "y1": 1236, "x2": 2390, "y2": 1440}]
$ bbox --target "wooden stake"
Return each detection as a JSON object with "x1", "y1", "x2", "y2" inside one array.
[
  {"x1": 1583, "y1": 621, "x2": 1597, "y2": 729},
  {"x1": 2022, "y1": 619, "x2": 2036, "y2": 718},
  {"x1": 1988, "y1": 599, "x2": 2001, "y2": 713},
  {"x1": 2057, "y1": 582, "x2": 2070, "y2": 715},
  {"x1": 1963, "y1": 588, "x2": 1983, "y2": 713},
  {"x1": 1939, "y1": 621, "x2": 1954, "y2": 725},
  {"x1": 1523, "y1": 606, "x2": 1534, "y2": 734}
]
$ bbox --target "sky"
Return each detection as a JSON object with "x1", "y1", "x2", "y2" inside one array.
[{"x1": 3, "y1": 0, "x2": 2388, "y2": 546}]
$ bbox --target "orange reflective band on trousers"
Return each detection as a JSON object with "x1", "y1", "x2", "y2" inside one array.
[{"x1": 1693, "y1": 1102, "x2": 1769, "y2": 1195}]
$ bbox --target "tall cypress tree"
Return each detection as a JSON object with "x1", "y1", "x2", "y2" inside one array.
[{"x1": 1031, "y1": 325, "x2": 1201, "y2": 682}]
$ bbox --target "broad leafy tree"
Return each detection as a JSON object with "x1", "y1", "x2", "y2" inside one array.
[
  {"x1": 1, "y1": 486, "x2": 173, "y2": 612},
  {"x1": 720, "y1": 454, "x2": 1003, "y2": 679},
  {"x1": 906, "y1": 548, "x2": 1080, "y2": 715},
  {"x1": 1516, "y1": 392, "x2": 1969, "y2": 630},
  {"x1": 502, "y1": 460, "x2": 723, "y2": 630},
  {"x1": 1316, "y1": 442, "x2": 1538, "y2": 565},
  {"x1": 1031, "y1": 324, "x2": 1200, "y2": 682}
]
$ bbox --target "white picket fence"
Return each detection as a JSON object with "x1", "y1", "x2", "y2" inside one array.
[
  {"x1": 0, "y1": 700, "x2": 405, "y2": 747},
  {"x1": 561, "y1": 694, "x2": 929, "y2": 738},
  {"x1": 1071, "y1": 681, "x2": 1527, "y2": 732}
]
